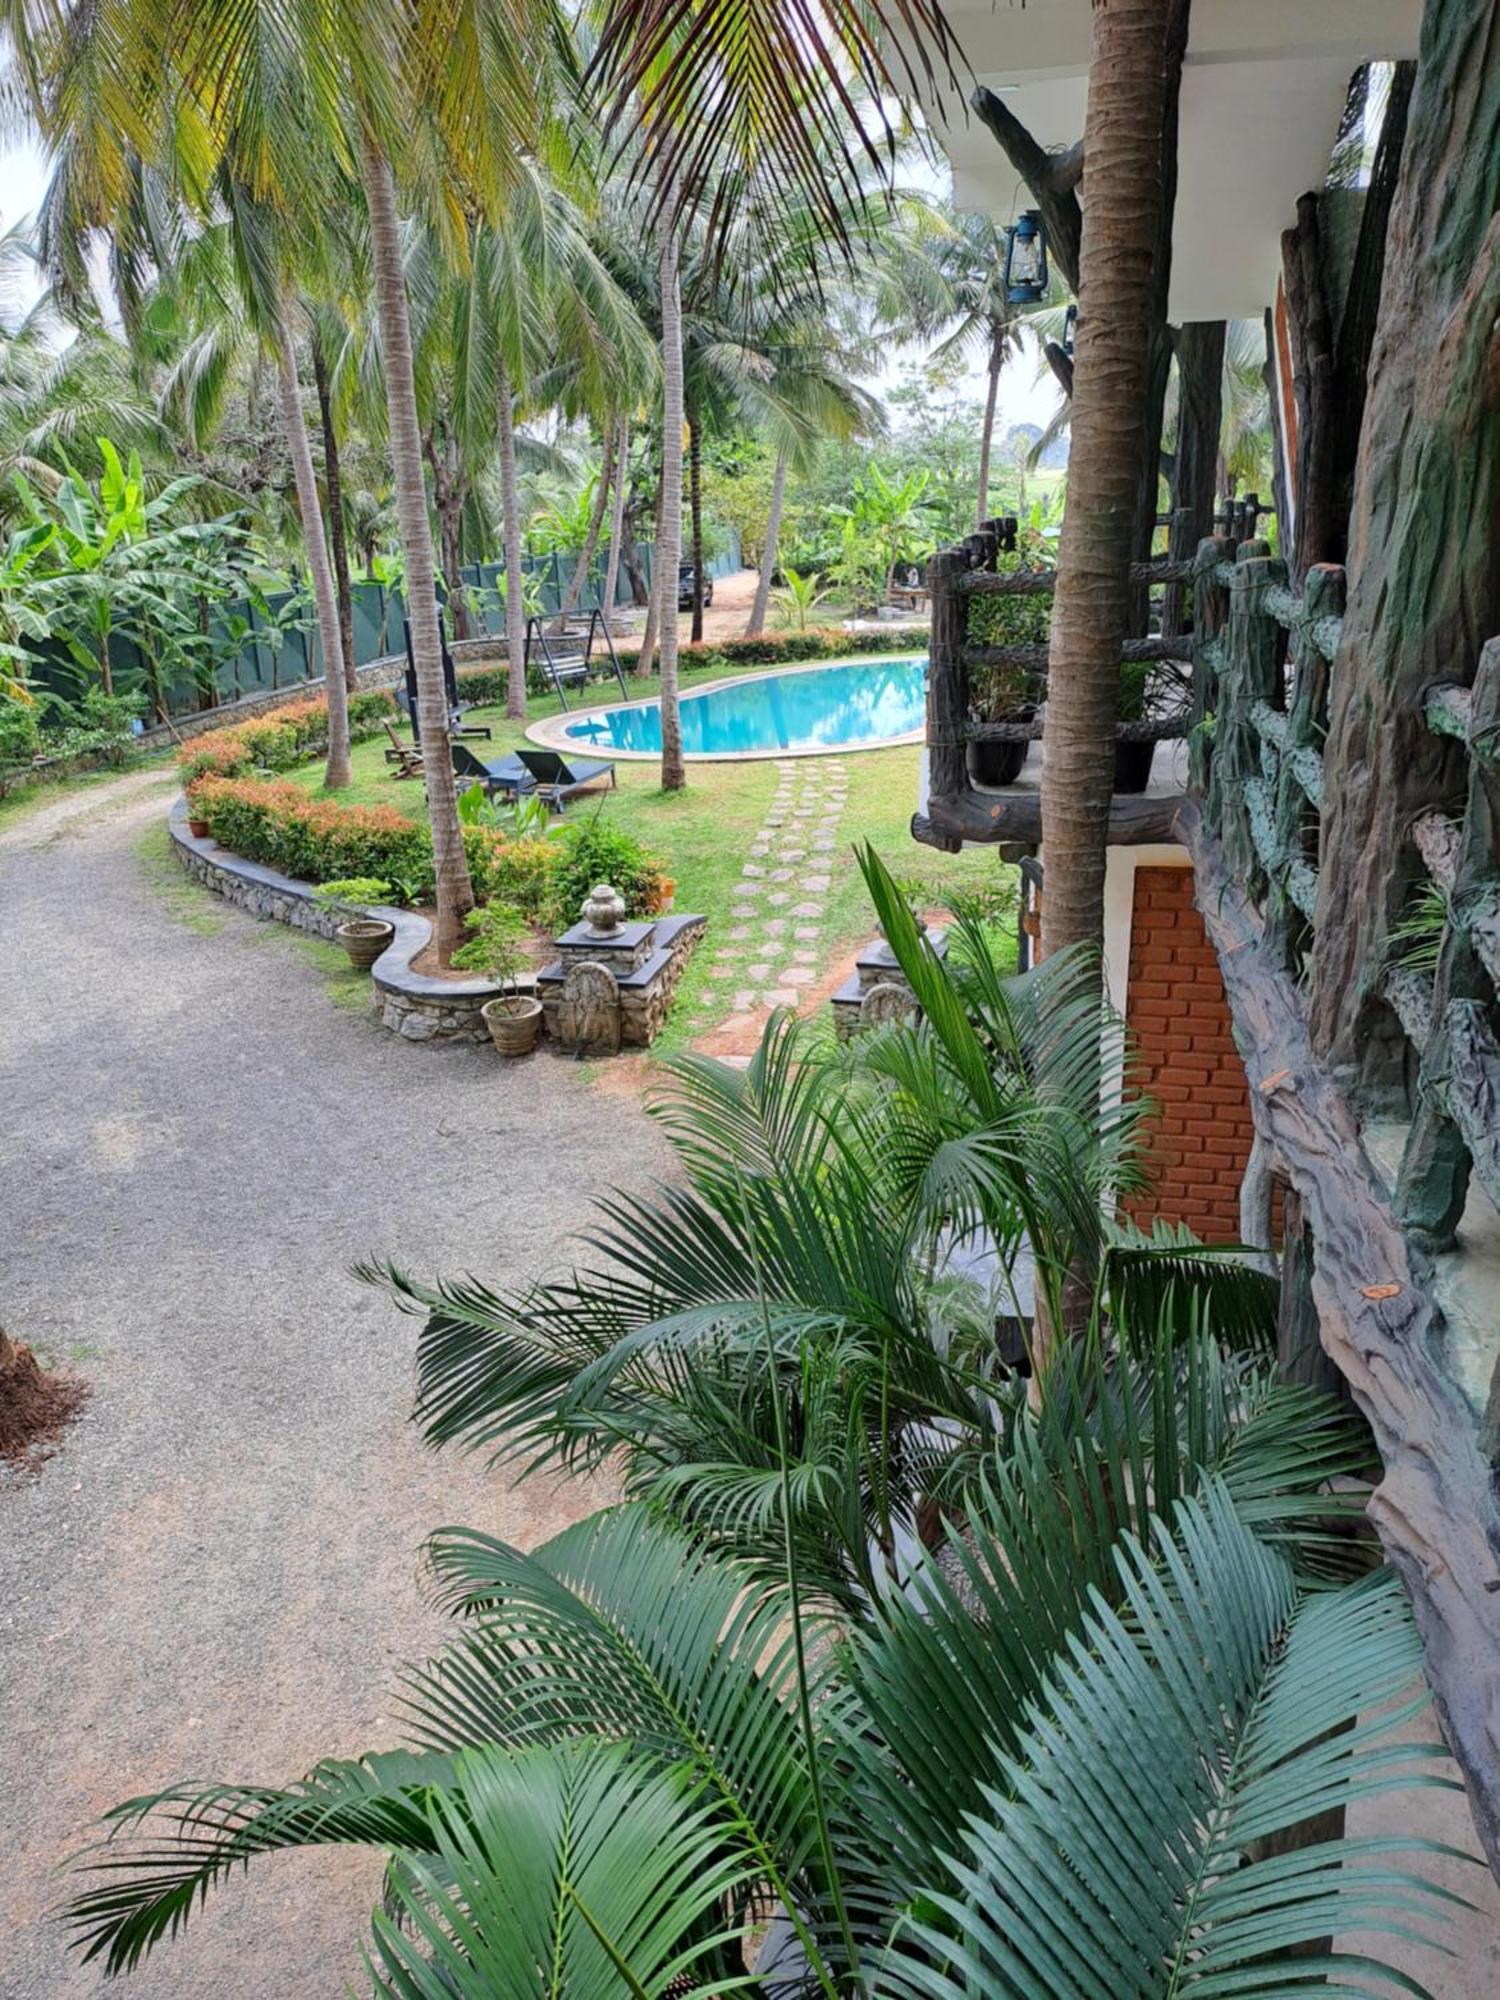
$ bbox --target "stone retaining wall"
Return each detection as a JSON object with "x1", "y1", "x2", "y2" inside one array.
[{"x1": 168, "y1": 800, "x2": 507, "y2": 1044}]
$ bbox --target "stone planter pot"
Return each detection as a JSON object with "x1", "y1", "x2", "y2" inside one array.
[
  {"x1": 336, "y1": 918, "x2": 396, "y2": 971},
  {"x1": 187, "y1": 817, "x2": 210, "y2": 840},
  {"x1": 481, "y1": 994, "x2": 543, "y2": 1057}
]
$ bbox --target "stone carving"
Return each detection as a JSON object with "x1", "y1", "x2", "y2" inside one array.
[
  {"x1": 580, "y1": 882, "x2": 627, "y2": 936},
  {"x1": 860, "y1": 980, "x2": 918, "y2": 1029},
  {"x1": 560, "y1": 959, "x2": 622, "y2": 1054}
]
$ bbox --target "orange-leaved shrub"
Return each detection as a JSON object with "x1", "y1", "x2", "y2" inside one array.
[
  {"x1": 186, "y1": 776, "x2": 433, "y2": 896},
  {"x1": 179, "y1": 691, "x2": 395, "y2": 784}
]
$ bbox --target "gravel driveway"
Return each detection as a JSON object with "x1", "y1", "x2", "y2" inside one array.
[{"x1": 0, "y1": 773, "x2": 666, "y2": 1997}]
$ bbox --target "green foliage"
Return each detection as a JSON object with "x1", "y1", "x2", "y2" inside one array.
[
  {"x1": 546, "y1": 814, "x2": 672, "y2": 931},
  {"x1": 40, "y1": 688, "x2": 144, "y2": 766},
  {"x1": 311, "y1": 877, "x2": 395, "y2": 918},
  {"x1": 1390, "y1": 877, "x2": 1450, "y2": 975},
  {"x1": 463, "y1": 827, "x2": 556, "y2": 922},
  {"x1": 0, "y1": 697, "x2": 41, "y2": 764},
  {"x1": 450, "y1": 899, "x2": 531, "y2": 987},
  {"x1": 772, "y1": 565, "x2": 829, "y2": 631},
  {"x1": 61, "y1": 857, "x2": 1455, "y2": 1995}
]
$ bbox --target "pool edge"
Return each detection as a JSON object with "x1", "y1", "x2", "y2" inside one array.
[{"x1": 525, "y1": 649, "x2": 930, "y2": 763}]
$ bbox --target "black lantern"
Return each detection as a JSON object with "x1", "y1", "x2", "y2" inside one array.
[
  {"x1": 1004, "y1": 210, "x2": 1048, "y2": 304},
  {"x1": 1061, "y1": 303, "x2": 1078, "y2": 356}
]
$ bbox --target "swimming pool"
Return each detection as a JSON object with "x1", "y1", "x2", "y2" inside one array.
[{"x1": 557, "y1": 656, "x2": 927, "y2": 758}]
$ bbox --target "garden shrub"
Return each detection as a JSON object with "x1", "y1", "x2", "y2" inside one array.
[
  {"x1": 188, "y1": 775, "x2": 433, "y2": 896},
  {"x1": 0, "y1": 700, "x2": 41, "y2": 766},
  {"x1": 463, "y1": 827, "x2": 555, "y2": 922},
  {"x1": 179, "y1": 690, "x2": 395, "y2": 783},
  {"x1": 547, "y1": 816, "x2": 672, "y2": 931}
]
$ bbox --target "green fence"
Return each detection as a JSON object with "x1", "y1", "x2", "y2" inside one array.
[{"x1": 29, "y1": 532, "x2": 741, "y2": 721}]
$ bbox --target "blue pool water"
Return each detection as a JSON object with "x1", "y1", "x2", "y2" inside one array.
[{"x1": 561, "y1": 656, "x2": 928, "y2": 756}]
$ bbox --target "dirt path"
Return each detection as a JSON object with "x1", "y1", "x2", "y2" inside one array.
[{"x1": 0, "y1": 775, "x2": 663, "y2": 1996}]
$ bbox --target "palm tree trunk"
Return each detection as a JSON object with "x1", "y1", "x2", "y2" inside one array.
[
  {"x1": 746, "y1": 442, "x2": 789, "y2": 638},
  {"x1": 311, "y1": 329, "x2": 359, "y2": 693},
  {"x1": 636, "y1": 475, "x2": 667, "y2": 675},
  {"x1": 688, "y1": 408, "x2": 704, "y2": 644},
  {"x1": 359, "y1": 130, "x2": 474, "y2": 958},
  {"x1": 272, "y1": 300, "x2": 351, "y2": 790},
  {"x1": 562, "y1": 424, "x2": 616, "y2": 613},
  {"x1": 1039, "y1": 0, "x2": 1170, "y2": 964},
  {"x1": 976, "y1": 325, "x2": 1004, "y2": 528},
  {"x1": 656, "y1": 215, "x2": 684, "y2": 784},
  {"x1": 601, "y1": 416, "x2": 630, "y2": 624},
  {"x1": 496, "y1": 375, "x2": 528, "y2": 720}
]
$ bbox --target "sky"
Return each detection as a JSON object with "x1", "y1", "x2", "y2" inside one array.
[{"x1": 0, "y1": 131, "x2": 1061, "y2": 437}]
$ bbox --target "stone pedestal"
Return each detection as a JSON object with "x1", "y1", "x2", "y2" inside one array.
[
  {"x1": 538, "y1": 908, "x2": 706, "y2": 1052},
  {"x1": 829, "y1": 927, "x2": 948, "y2": 1039}
]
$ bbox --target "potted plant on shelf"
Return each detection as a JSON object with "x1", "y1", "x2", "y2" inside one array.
[
  {"x1": 964, "y1": 558, "x2": 1049, "y2": 788},
  {"x1": 452, "y1": 900, "x2": 543, "y2": 1057},
  {"x1": 1114, "y1": 660, "x2": 1158, "y2": 794},
  {"x1": 312, "y1": 878, "x2": 397, "y2": 970}
]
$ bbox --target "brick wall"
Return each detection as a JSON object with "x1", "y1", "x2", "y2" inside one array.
[{"x1": 1124, "y1": 863, "x2": 1256, "y2": 1243}]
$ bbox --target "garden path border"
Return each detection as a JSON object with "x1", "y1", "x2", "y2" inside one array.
[{"x1": 167, "y1": 798, "x2": 512, "y2": 1043}]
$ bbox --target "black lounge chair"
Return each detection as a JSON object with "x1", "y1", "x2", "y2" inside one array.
[
  {"x1": 515, "y1": 747, "x2": 616, "y2": 811},
  {"x1": 451, "y1": 743, "x2": 534, "y2": 799}
]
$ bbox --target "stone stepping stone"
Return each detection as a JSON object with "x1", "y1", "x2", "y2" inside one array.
[
  {"x1": 792, "y1": 948, "x2": 819, "y2": 964},
  {"x1": 741, "y1": 863, "x2": 766, "y2": 878},
  {"x1": 732, "y1": 989, "x2": 758, "y2": 1011},
  {"x1": 791, "y1": 900, "x2": 824, "y2": 919},
  {"x1": 746, "y1": 962, "x2": 773, "y2": 982},
  {"x1": 810, "y1": 834, "x2": 837, "y2": 851},
  {"x1": 794, "y1": 925, "x2": 820, "y2": 941},
  {"x1": 769, "y1": 868, "x2": 795, "y2": 883},
  {"x1": 779, "y1": 848, "x2": 807, "y2": 863},
  {"x1": 731, "y1": 904, "x2": 759, "y2": 921},
  {"x1": 803, "y1": 874, "x2": 832, "y2": 893},
  {"x1": 777, "y1": 966, "x2": 816, "y2": 986},
  {"x1": 762, "y1": 987, "x2": 799, "y2": 1007},
  {"x1": 762, "y1": 918, "x2": 786, "y2": 935},
  {"x1": 766, "y1": 891, "x2": 790, "y2": 907},
  {"x1": 728, "y1": 925, "x2": 753, "y2": 940}
]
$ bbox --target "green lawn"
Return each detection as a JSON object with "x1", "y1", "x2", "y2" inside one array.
[{"x1": 287, "y1": 662, "x2": 1016, "y2": 1048}]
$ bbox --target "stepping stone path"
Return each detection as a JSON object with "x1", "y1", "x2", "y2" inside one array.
[{"x1": 690, "y1": 757, "x2": 848, "y2": 1029}]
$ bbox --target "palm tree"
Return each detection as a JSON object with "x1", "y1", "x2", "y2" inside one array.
[
  {"x1": 656, "y1": 209, "x2": 686, "y2": 790},
  {"x1": 1040, "y1": 0, "x2": 1175, "y2": 963},
  {"x1": 62, "y1": 869, "x2": 1450, "y2": 1993},
  {"x1": 875, "y1": 204, "x2": 1026, "y2": 528}
]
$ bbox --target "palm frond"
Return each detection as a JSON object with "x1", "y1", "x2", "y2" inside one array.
[{"x1": 885, "y1": 1489, "x2": 1467, "y2": 1998}]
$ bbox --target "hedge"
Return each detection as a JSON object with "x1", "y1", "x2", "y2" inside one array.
[
  {"x1": 187, "y1": 776, "x2": 434, "y2": 896},
  {"x1": 455, "y1": 625, "x2": 931, "y2": 707},
  {"x1": 189, "y1": 777, "x2": 673, "y2": 931},
  {"x1": 179, "y1": 690, "x2": 396, "y2": 784}
]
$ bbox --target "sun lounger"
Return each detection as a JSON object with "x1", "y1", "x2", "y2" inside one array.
[{"x1": 515, "y1": 748, "x2": 616, "y2": 810}]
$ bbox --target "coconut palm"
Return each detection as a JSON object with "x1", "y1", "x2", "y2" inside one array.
[{"x1": 874, "y1": 203, "x2": 1027, "y2": 528}]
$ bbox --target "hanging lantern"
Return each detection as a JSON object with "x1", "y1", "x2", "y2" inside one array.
[
  {"x1": 1004, "y1": 210, "x2": 1049, "y2": 305},
  {"x1": 1061, "y1": 303, "x2": 1078, "y2": 357}
]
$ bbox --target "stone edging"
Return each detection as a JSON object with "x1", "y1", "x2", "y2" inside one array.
[{"x1": 168, "y1": 798, "x2": 517, "y2": 1044}]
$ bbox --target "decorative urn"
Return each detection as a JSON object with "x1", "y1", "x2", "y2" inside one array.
[{"x1": 580, "y1": 882, "x2": 627, "y2": 936}]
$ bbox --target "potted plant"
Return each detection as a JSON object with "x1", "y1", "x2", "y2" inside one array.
[
  {"x1": 453, "y1": 900, "x2": 543, "y2": 1057},
  {"x1": 1114, "y1": 660, "x2": 1157, "y2": 794},
  {"x1": 312, "y1": 878, "x2": 397, "y2": 970},
  {"x1": 965, "y1": 565, "x2": 1048, "y2": 787},
  {"x1": 185, "y1": 781, "x2": 211, "y2": 840}
]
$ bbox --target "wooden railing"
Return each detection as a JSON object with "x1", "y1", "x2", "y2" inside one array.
[{"x1": 916, "y1": 512, "x2": 1201, "y2": 851}]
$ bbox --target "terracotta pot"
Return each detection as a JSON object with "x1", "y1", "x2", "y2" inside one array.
[
  {"x1": 481, "y1": 993, "x2": 543, "y2": 1057},
  {"x1": 187, "y1": 817, "x2": 210, "y2": 840},
  {"x1": 336, "y1": 918, "x2": 395, "y2": 971}
]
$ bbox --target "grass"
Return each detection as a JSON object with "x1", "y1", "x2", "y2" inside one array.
[{"x1": 135, "y1": 817, "x2": 227, "y2": 934}]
